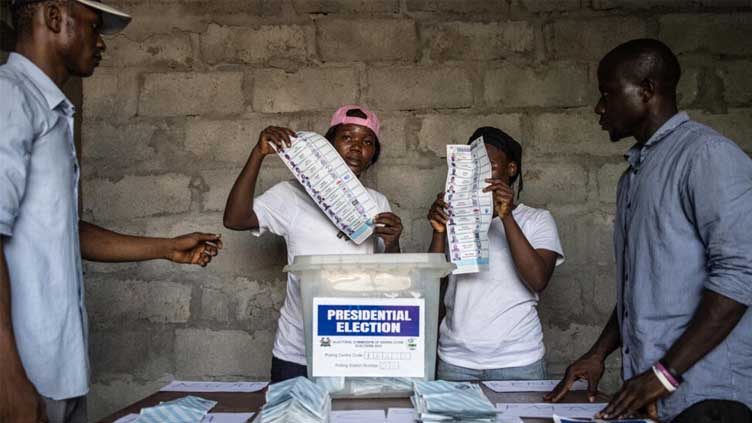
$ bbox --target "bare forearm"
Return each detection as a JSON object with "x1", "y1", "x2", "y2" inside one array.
[
  {"x1": 223, "y1": 147, "x2": 264, "y2": 230},
  {"x1": 501, "y1": 215, "x2": 555, "y2": 292},
  {"x1": 79, "y1": 221, "x2": 172, "y2": 262},
  {"x1": 428, "y1": 230, "x2": 445, "y2": 253},
  {"x1": 662, "y1": 289, "x2": 747, "y2": 375},
  {"x1": 588, "y1": 308, "x2": 622, "y2": 360},
  {"x1": 0, "y1": 238, "x2": 28, "y2": 376}
]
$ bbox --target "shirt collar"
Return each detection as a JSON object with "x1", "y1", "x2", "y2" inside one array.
[
  {"x1": 8, "y1": 52, "x2": 73, "y2": 113},
  {"x1": 624, "y1": 112, "x2": 689, "y2": 170}
]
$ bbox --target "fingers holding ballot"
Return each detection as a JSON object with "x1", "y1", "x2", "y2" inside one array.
[
  {"x1": 256, "y1": 126, "x2": 296, "y2": 156},
  {"x1": 483, "y1": 178, "x2": 515, "y2": 218},
  {"x1": 168, "y1": 233, "x2": 224, "y2": 267},
  {"x1": 427, "y1": 192, "x2": 449, "y2": 233},
  {"x1": 373, "y1": 212, "x2": 403, "y2": 252}
]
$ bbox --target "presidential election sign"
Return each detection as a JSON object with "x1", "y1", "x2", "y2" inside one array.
[{"x1": 312, "y1": 297, "x2": 425, "y2": 377}]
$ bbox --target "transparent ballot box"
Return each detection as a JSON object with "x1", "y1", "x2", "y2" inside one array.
[{"x1": 284, "y1": 253, "x2": 455, "y2": 398}]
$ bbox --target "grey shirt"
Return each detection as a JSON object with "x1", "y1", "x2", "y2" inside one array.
[{"x1": 615, "y1": 112, "x2": 752, "y2": 420}]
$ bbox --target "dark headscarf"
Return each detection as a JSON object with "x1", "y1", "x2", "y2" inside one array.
[{"x1": 468, "y1": 126, "x2": 523, "y2": 199}]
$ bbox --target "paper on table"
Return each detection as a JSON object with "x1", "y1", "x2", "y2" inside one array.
[
  {"x1": 483, "y1": 379, "x2": 588, "y2": 393},
  {"x1": 276, "y1": 131, "x2": 380, "y2": 244},
  {"x1": 114, "y1": 412, "x2": 255, "y2": 423},
  {"x1": 160, "y1": 381, "x2": 268, "y2": 393},
  {"x1": 331, "y1": 409, "x2": 386, "y2": 423},
  {"x1": 386, "y1": 407, "x2": 415, "y2": 423},
  {"x1": 496, "y1": 402, "x2": 608, "y2": 419},
  {"x1": 444, "y1": 137, "x2": 493, "y2": 274}
]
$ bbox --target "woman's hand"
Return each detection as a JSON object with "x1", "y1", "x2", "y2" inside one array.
[
  {"x1": 255, "y1": 126, "x2": 295, "y2": 157},
  {"x1": 484, "y1": 178, "x2": 515, "y2": 218},
  {"x1": 427, "y1": 192, "x2": 448, "y2": 233},
  {"x1": 374, "y1": 212, "x2": 402, "y2": 252}
]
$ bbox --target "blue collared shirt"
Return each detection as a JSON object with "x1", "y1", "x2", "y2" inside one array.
[
  {"x1": 0, "y1": 53, "x2": 87, "y2": 400},
  {"x1": 615, "y1": 112, "x2": 752, "y2": 420}
]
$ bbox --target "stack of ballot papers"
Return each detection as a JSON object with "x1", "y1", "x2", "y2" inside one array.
[
  {"x1": 258, "y1": 376, "x2": 331, "y2": 423},
  {"x1": 412, "y1": 381, "x2": 497, "y2": 422},
  {"x1": 136, "y1": 396, "x2": 217, "y2": 422}
]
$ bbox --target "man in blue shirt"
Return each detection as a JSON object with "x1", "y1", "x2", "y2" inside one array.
[
  {"x1": 0, "y1": 1, "x2": 222, "y2": 422},
  {"x1": 546, "y1": 39, "x2": 752, "y2": 422}
]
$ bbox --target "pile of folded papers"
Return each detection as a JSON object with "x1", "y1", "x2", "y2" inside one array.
[
  {"x1": 413, "y1": 380, "x2": 498, "y2": 422},
  {"x1": 136, "y1": 395, "x2": 217, "y2": 423},
  {"x1": 258, "y1": 376, "x2": 331, "y2": 423}
]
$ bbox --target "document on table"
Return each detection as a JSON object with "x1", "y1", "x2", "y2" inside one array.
[
  {"x1": 496, "y1": 402, "x2": 608, "y2": 419},
  {"x1": 114, "y1": 412, "x2": 255, "y2": 423},
  {"x1": 277, "y1": 131, "x2": 380, "y2": 244},
  {"x1": 160, "y1": 380, "x2": 268, "y2": 393},
  {"x1": 444, "y1": 137, "x2": 493, "y2": 274},
  {"x1": 386, "y1": 408, "x2": 415, "y2": 422},
  {"x1": 331, "y1": 409, "x2": 386, "y2": 423},
  {"x1": 483, "y1": 379, "x2": 587, "y2": 393}
]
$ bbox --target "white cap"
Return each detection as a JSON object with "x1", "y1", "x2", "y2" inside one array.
[{"x1": 76, "y1": 0, "x2": 131, "y2": 34}]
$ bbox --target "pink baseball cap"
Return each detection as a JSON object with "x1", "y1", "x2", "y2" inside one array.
[{"x1": 329, "y1": 105, "x2": 380, "y2": 137}]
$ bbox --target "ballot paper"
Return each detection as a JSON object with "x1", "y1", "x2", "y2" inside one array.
[
  {"x1": 496, "y1": 402, "x2": 608, "y2": 419},
  {"x1": 160, "y1": 380, "x2": 268, "y2": 393},
  {"x1": 114, "y1": 412, "x2": 255, "y2": 423},
  {"x1": 553, "y1": 415, "x2": 656, "y2": 423},
  {"x1": 331, "y1": 409, "x2": 386, "y2": 423},
  {"x1": 386, "y1": 408, "x2": 416, "y2": 423},
  {"x1": 136, "y1": 396, "x2": 218, "y2": 423},
  {"x1": 277, "y1": 131, "x2": 380, "y2": 244},
  {"x1": 444, "y1": 137, "x2": 493, "y2": 274},
  {"x1": 483, "y1": 379, "x2": 588, "y2": 393}
]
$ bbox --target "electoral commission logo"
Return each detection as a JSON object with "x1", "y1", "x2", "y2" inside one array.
[{"x1": 317, "y1": 305, "x2": 420, "y2": 337}]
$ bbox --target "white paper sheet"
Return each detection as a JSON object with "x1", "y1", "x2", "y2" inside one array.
[
  {"x1": 483, "y1": 379, "x2": 588, "y2": 393},
  {"x1": 331, "y1": 409, "x2": 386, "y2": 423},
  {"x1": 114, "y1": 412, "x2": 255, "y2": 423},
  {"x1": 386, "y1": 407, "x2": 415, "y2": 423},
  {"x1": 277, "y1": 131, "x2": 380, "y2": 244},
  {"x1": 445, "y1": 137, "x2": 493, "y2": 274},
  {"x1": 496, "y1": 402, "x2": 608, "y2": 419},
  {"x1": 159, "y1": 381, "x2": 268, "y2": 393}
]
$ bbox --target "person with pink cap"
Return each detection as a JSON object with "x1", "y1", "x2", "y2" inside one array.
[{"x1": 224, "y1": 105, "x2": 403, "y2": 382}]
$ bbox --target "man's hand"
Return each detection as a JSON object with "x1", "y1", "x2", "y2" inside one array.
[
  {"x1": 167, "y1": 233, "x2": 223, "y2": 267},
  {"x1": 374, "y1": 212, "x2": 402, "y2": 253},
  {"x1": 427, "y1": 192, "x2": 448, "y2": 233},
  {"x1": 483, "y1": 178, "x2": 514, "y2": 218},
  {"x1": 596, "y1": 369, "x2": 668, "y2": 420},
  {"x1": 0, "y1": 369, "x2": 46, "y2": 423},
  {"x1": 544, "y1": 352, "x2": 605, "y2": 403},
  {"x1": 255, "y1": 126, "x2": 295, "y2": 156}
]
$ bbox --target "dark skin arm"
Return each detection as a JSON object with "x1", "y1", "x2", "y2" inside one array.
[
  {"x1": 546, "y1": 307, "x2": 621, "y2": 403},
  {"x1": 0, "y1": 238, "x2": 46, "y2": 423},
  {"x1": 224, "y1": 126, "x2": 295, "y2": 231},
  {"x1": 427, "y1": 182, "x2": 558, "y2": 293},
  {"x1": 373, "y1": 213, "x2": 402, "y2": 253},
  {"x1": 79, "y1": 221, "x2": 222, "y2": 266},
  {"x1": 596, "y1": 290, "x2": 747, "y2": 419}
]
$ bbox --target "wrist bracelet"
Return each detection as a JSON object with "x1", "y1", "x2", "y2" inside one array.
[
  {"x1": 658, "y1": 359, "x2": 684, "y2": 384},
  {"x1": 652, "y1": 365, "x2": 677, "y2": 392}
]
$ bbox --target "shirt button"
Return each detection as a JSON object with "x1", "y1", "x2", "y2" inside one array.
[{"x1": 624, "y1": 347, "x2": 630, "y2": 354}]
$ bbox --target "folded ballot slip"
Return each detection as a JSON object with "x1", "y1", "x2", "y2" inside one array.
[
  {"x1": 413, "y1": 380, "x2": 497, "y2": 422},
  {"x1": 136, "y1": 395, "x2": 217, "y2": 423},
  {"x1": 259, "y1": 376, "x2": 331, "y2": 423}
]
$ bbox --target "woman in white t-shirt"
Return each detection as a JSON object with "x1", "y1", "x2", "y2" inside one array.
[
  {"x1": 427, "y1": 126, "x2": 565, "y2": 381},
  {"x1": 223, "y1": 105, "x2": 403, "y2": 382}
]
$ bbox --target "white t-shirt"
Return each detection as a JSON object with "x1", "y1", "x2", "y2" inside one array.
[
  {"x1": 439, "y1": 203, "x2": 564, "y2": 369},
  {"x1": 253, "y1": 180, "x2": 392, "y2": 365}
]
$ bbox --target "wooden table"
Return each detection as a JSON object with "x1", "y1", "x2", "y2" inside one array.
[{"x1": 99, "y1": 384, "x2": 608, "y2": 423}]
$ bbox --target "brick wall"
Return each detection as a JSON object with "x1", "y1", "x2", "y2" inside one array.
[{"x1": 79, "y1": 0, "x2": 752, "y2": 419}]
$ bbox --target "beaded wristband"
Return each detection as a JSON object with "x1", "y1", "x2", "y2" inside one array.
[
  {"x1": 655, "y1": 361, "x2": 680, "y2": 388},
  {"x1": 658, "y1": 359, "x2": 684, "y2": 384}
]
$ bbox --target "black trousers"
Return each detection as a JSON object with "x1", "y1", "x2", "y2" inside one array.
[
  {"x1": 673, "y1": 400, "x2": 752, "y2": 423},
  {"x1": 270, "y1": 356, "x2": 308, "y2": 383}
]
